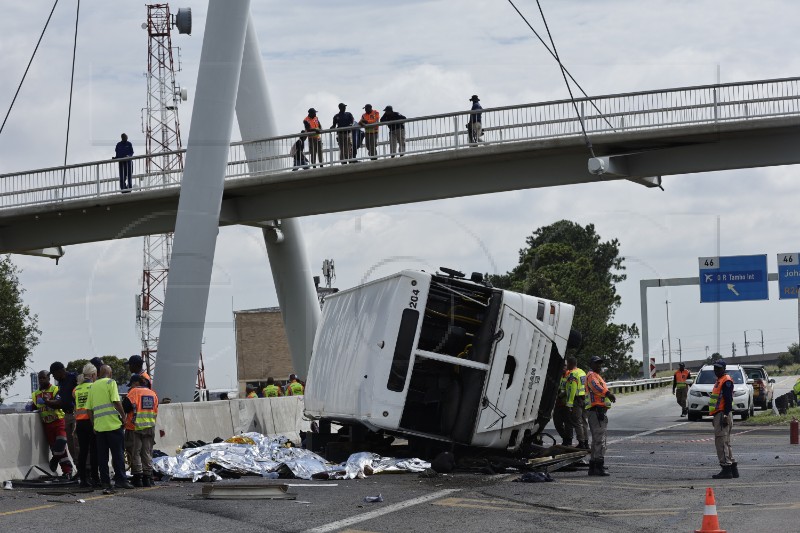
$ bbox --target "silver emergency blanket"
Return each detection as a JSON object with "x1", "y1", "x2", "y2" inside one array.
[{"x1": 152, "y1": 432, "x2": 430, "y2": 481}]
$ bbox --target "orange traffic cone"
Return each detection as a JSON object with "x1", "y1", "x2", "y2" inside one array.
[{"x1": 694, "y1": 487, "x2": 726, "y2": 533}]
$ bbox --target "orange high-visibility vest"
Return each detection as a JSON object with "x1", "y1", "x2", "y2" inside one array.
[
  {"x1": 709, "y1": 374, "x2": 733, "y2": 415},
  {"x1": 585, "y1": 371, "x2": 611, "y2": 409},
  {"x1": 361, "y1": 111, "x2": 379, "y2": 134},
  {"x1": 126, "y1": 387, "x2": 159, "y2": 431},
  {"x1": 305, "y1": 116, "x2": 321, "y2": 139},
  {"x1": 674, "y1": 369, "x2": 690, "y2": 388}
]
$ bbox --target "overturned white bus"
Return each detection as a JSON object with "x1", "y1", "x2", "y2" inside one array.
[{"x1": 304, "y1": 268, "x2": 578, "y2": 452}]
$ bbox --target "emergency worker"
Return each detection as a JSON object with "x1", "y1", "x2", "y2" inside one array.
[
  {"x1": 673, "y1": 362, "x2": 691, "y2": 416},
  {"x1": 286, "y1": 374, "x2": 304, "y2": 396},
  {"x1": 32, "y1": 370, "x2": 74, "y2": 477},
  {"x1": 552, "y1": 363, "x2": 573, "y2": 446},
  {"x1": 127, "y1": 355, "x2": 152, "y2": 388},
  {"x1": 709, "y1": 359, "x2": 737, "y2": 479},
  {"x1": 263, "y1": 377, "x2": 283, "y2": 398},
  {"x1": 87, "y1": 365, "x2": 133, "y2": 491},
  {"x1": 123, "y1": 374, "x2": 159, "y2": 487},
  {"x1": 793, "y1": 376, "x2": 800, "y2": 404},
  {"x1": 566, "y1": 356, "x2": 589, "y2": 449},
  {"x1": 246, "y1": 384, "x2": 258, "y2": 399},
  {"x1": 359, "y1": 104, "x2": 380, "y2": 159},
  {"x1": 49, "y1": 361, "x2": 80, "y2": 470},
  {"x1": 73, "y1": 363, "x2": 100, "y2": 488},
  {"x1": 303, "y1": 108, "x2": 323, "y2": 167},
  {"x1": 585, "y1": 356, "x2": 616, "y2": 476}
]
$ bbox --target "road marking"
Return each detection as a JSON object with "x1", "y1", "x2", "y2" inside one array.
[
  {"x1": 607, "y1": 421, "x2": 688, "y2": 445},
  {"x1": 0, "y1": 486, "x2": 161, "y2": 518},
  {"x1": 304, "y1": 489, "x2": 460, "y2": 533}
]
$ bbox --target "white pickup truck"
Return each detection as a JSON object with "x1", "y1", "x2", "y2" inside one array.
[{"x1": 304, "y1": 268, "x2": 577, "y2": 452}]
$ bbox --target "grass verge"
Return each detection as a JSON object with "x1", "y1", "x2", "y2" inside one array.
[{"x1": 739, "y1": 406, "x2": 800, "y2": 426}]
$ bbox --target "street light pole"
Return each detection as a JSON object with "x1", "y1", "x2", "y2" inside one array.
[{"x1": 666, "y1": 299, "x2": 673, "y2": 372}]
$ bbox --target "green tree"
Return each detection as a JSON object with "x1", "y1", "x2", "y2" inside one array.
[
  {"x1": 777, "y1": 352, "x2": 794, "y2": 369},
  {"x1": 490, "y1": 220, "x2": 640, "y2": 380},
  {"x1": 788, "y1": 343, "x2": 800, "y2": 364},
  {"x1": 67, "y1": 355, "x2": 130, "y2": 386},
  {"x1": 0, "y1": 256, "x2": 40, "y2": 402}
]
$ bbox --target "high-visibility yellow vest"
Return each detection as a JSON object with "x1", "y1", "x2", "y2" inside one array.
[
  {"x1": 246, "y1": 392, "x2": 257, "y2": 399},
  {"x1": 32, "y1": 385, "x2": 63, "y2": 424},
  {"x1": 263, "y1": 385, "x2": 281, "y2": 398},
  {"x1": 793, "y1": 378, "x2": 800, "y2": 397},
  {"x1": 566, "y1": 368, "x2": 587, "y2": 407},
  {"x1": 287, "y1": 381, "x2": 304, "y2": 396},
  {"x1": 87, "y1": 378, "x2": 123, "y2": 432},
  {"x1": 73, "y1": 381, "x2": 93, "y2": 421}
]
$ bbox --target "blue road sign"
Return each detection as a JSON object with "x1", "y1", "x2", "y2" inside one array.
[
  {"x1": 777, "y1": 253, "x2": 800, "y2": 300},
  {"x1": 698, "y1": 255, "x2": 768, "y2": 303}
]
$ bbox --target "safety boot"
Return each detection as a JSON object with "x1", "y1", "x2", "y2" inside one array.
[
  {"x1": 562, "y1": 439, "x2": 573, "y2": 448},
  {"x1": 578, "y1": 440, "x2": 589, "y2": 450},
  {"x1": 712, "y1": 465, "x2": 733, "y2": 479},
  {"x1": 587, "y1": 460, "x2": 597, "y2": 476},
  {"x1": 594, "y1": 460, "x2": 610, "y2": 477},
  {"x1": 132, "y1": 474, "x2": 143, "y2": 487},
  {"x1": 730, "y1": 462, "x2": 740, "y2": 478},
  {"x1": 142, "y1": 475, "x2": 153, "y2": 487}
]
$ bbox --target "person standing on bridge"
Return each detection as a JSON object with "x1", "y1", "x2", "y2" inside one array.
[
  {"x1": 673, "y1": 362, "x2": 691, "y2": 417},
  {"x1": 359, "y1": 104, "x2": 380, "y2": 160},
  {"x1": 467, "y1": 95, "x2": 483, "y2": 145},
  {"x1": 113, "y1": 133, "x2": 134, "y2": 192},
  {"x1": 331, "y1": 103, "x2": 355, "y2": 164},
  {"x1": 566, "y1": 356, "x2": 589, "y2": 449},
  {"x1": 710, "y1": 359, "x2": 737, "y2": 479},
  {"x1": 32, "y1": 370, "x2": 74, "y2": 478},
  {"x1": 303, "y1": 108, "x2": 323, "y2": 167},
  {"x1": 585, "y1": 356, "x2": 616, "y2": 476},
  {"x1": 380, "y1": 106, "x2": 407, "y2": 157}
]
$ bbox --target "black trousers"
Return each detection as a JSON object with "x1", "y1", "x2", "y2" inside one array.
[
  {"x1": 76, "y1": 420, "x2": 99, "y2": 481},
  {"x1": 96, "y1": 427, "x2": 126, "y2": 484},
  {"x1": 118, "y1": 160, "x2": 133, "y2": 190}
]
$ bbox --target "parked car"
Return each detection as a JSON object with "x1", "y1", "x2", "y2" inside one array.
[
  {"x1": 687, "y1": 364, "x2": 754, "y2": 421},
  {"x1": 741, "y1": 364, "x2": 775, "y2": 410}
]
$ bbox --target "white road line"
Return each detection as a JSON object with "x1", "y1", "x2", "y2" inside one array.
[
  {"x1": 305, "y1": 488, "x2": 461, "y2": 533},
  {"x1": 607, "y1": 422, "x2": 688, "y2": 445}
]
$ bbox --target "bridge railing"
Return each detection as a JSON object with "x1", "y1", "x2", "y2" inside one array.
[{"x1": 2, "y1": 77, "x2": 800, "y2": 210}]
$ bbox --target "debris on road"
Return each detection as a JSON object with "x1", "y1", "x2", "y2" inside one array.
[
  {"x1": 198, "y1": 483, "x2": 297, "y2": 500},
  {"x1": 363, "y1": 494, "x2": 384, "y2": 503},
  {"x1": 513, "y1": 472, "x2": 554, "y2": 483}
]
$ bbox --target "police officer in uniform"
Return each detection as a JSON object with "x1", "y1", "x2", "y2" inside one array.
[
  {"x1": 673, "y1": 362, "x2": 691, "y2": 416},
  {"x1": 585, "y1": 356, "x2": 616, "y2": 476},
  {"x1": 710, "y1": 359, "x2": 737, "y2": 479}
]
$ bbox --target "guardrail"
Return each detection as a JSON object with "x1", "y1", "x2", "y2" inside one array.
[
  {"x1": 2, "y1": 76, "x2": 800, "y2": 210},
  {"x1": 607, "y1": 376, "x2": 672, "y2": 393}
]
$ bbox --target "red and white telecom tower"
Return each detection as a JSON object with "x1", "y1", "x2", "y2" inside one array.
[{"x1": 137, "y1": 4, "x2": 206, "y2": 389}]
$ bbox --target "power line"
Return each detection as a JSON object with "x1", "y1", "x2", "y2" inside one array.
[{"x1": 63, "y1": 0, "x2": 80, "y2": 180}]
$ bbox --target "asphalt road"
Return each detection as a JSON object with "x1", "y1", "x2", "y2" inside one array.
[{"x1": 2, "y1": 377, "x2": 798, "y2": 533}]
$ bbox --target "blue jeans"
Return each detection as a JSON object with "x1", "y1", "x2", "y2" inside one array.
[{"x1": 95, "y1": 427, "x2": 126, "y2": 485}]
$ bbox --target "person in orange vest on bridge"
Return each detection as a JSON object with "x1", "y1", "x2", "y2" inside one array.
[
  {"x1": 123, "y1": 374, "x2": 159, "y2": 487},
  {"x1": 585, "y1": 356, "x2": 616, "y2": 476},
  {"x1": 32, "y1": 370, "x2": 74, "y2": 478},
  {"x1": 709, "y1": 359, "x2": 737, "y2": 479},
  {"x1": 672, "y1": 362, "x2": 691, "y2": 417},
  {"x1": 286, "y1": 374, "x2": 305, "y2": 396},
  {"x1": 303, "y1": 108, "x2": 323, "y2": 167},
  {"x1": 359, "y1": 104, "x2": 380, "y2": 160}
]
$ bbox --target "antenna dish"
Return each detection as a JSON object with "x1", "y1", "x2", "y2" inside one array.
[
  {"x1": 175, "y1": 8, "x2": 192, "y2": 35},
  {"x1": 180, "y1": 88, "x2": 188, "y2": 101},
  {"x1": 141, "y1": 22, "x2": 148, "y2": 30}
]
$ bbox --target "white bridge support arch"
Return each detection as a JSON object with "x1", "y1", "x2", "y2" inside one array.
[{"x1": 155, "y1": 0, "x2": 251, "y2": 402}]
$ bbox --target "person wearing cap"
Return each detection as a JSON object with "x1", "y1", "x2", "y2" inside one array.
[
  {"x1": 73, "y1": 363, "x2": 101, "y2": 488},
  {"x1": 359, "y1": 104, "x2": 380, "y2": 160},
  {"x1": 467, "y1": 95, "x2": 483, "y2": 144},
  {"x1": 87, "y1": 364, "x2": 133, "y2": 491},
  {"x1": 263, "y1": 377, "x2": 283, "y2": 398},
  {"x1": 710, "y1": 359, "x2": 737, "y2": 479},
  {"x1": 286, "y1": 374, "x2": 304, "y2": 396},
  {"x1": 565, "y1": 356, "x2": 589, "y2": 449},
  {"x1": 32, "y1": 370, "x2": 74, "y2": 478},
  {"x1": 245, "y1": 384, "x2": 258, "y2": 399},
  {"x1": 127, "y1": 355, "x2": 152, "y2": 389},
  {"x1": 673, "y1": 362, "x2": 691, "y2": 417},
  {"x1": 291, "y1": 130, "x2": 310, "y2": 170},
  {"x1": 303, "y1": 108, "x2": 323, "y2": 167},
  {"x1": 49, "y1": 361, "x2": 80, "y2": 469},
  {"x1": 122, "y1": 374, "x2": 159, "y2": 487},
  {"x1": 585, "y1": 355, "x2": 616, "y2": 476},
  {"x1": 331, "y1": 103, "x2": 355, "y2": 163},
  {"x1": 379, "y1": 105, "x2": 407, "y2": 157}
]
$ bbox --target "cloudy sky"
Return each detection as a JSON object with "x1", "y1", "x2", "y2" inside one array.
[{"x1": 2, "y1": 0, "x2": 800, "y2": 401}]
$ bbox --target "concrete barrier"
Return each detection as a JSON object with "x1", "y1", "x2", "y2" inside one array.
[
  {"x1": 153, "y1": 403, "x2": 188, "y2": 454},
  {"x1": 229, "y1": 399, "x2": 261, "y2": 435},
  {"x1": 270, "y1": 396, "x2": 303, "y2": 442},
  {"x1": 250, "y1": 398, "x2": 277, "y2": 435},
  {"x1": 0, "y1": 413, "x2": 49, "y2": 482},
  {"x1": 181, "y1": 401, "x2": 235, "y2": 443}
]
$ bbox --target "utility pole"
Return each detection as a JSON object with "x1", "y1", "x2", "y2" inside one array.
[
  {"x1": 661, "y1": 339, "x2": 666, "y2": 364},
  {"x1": 744, "y1": 331, "x2": 749, "y2": 356},
  {"x1": 705, "y1": 345, "x2": 709, "y2": 359},
  {"x1": 666, "y1": 299, "x2": 673, "y2": 371},
  {"x1": 678, "y1": 338, "x2": 682, "y2": 363},
  {"x1": 731, "y1": 341, "x2": 736, "y2": 358}
]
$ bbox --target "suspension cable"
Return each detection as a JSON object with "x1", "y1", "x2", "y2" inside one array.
[
  {"x1": 63, "y1": 0, "x2": 81, "y2": 171},
  {"x1": 505, "y1": 0, "x2": 615, "y2": 141},
  {"x1": 0, "y1": 0, "x2": 61, "y2": 137}
]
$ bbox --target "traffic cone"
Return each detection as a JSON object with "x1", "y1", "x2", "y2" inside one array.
[{"x1": 694, "y1": 487, "x2": 726, "y2": 533}]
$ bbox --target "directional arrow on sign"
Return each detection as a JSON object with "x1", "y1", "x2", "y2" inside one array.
[{"x1": 727, "y1": 284, "x2": 739, "y2": 296}]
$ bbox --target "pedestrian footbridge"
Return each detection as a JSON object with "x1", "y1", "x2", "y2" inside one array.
[{"x1": 3, "y1": 77, "x2": 800, "y2": 253}]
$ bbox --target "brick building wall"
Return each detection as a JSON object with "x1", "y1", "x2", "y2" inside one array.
[{"x1": 234, "y1": 307, "x2": 294, "y2": 395}]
